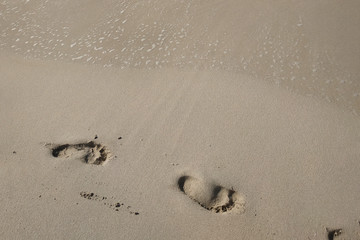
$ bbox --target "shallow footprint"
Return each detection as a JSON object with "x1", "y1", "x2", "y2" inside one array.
[
  {"x1": 51, "y1": 141, "x2": 111, "y2": 165},
  {"x1": 178, "y1": 176, "x2": 245, "y2": 213}
]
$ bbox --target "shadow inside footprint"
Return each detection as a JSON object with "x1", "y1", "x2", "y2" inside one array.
[
  {"x1": 178, "y1": 176, "x2": 189, "y2": 192},
  {"x1": 52, "y1": 144, "x2": 70, "y2": 157},
  {"x1": 51, "y1": 141, "x2": 111, "y2": 165},
  {"x1": 178, "y1": 175, "x2": 245, "y2": 214}
]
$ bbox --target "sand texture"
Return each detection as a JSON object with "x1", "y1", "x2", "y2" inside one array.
[{"x1": 0, "y1": 1, "x2": 360, "y2": 239}]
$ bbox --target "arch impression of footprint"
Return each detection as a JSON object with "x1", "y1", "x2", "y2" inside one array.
[
  {"x1": 51, "y1": 141, "x2": 111, "y2": 165},
  {"x1": 178, "y1": 176, "x2": 245, "y2": 214}
]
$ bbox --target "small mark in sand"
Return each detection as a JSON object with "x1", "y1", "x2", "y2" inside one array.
[
  {"x1": 129, "y1": 211, "x2": 139, "y2": 215},
  {"x1": 326, "y1": 228, "x2": 342, "y2": 240},
  {"x1": 118, "y1": 137, "x2": 122, "y2": 140},
  {"x1": 80, "y1": 191, "x2": 139, "y2": 215},
  {"x1": 94, "y1": 135, "x2": 98, "y2": 139},
  {"x1": 13, "y1": 151, "x2": 16, "y2": 154}
]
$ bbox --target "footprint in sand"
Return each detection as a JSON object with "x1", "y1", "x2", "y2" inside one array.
[
  {"x1": 326, "y1": 228, "x2": 342, "y2": 240},
  {"x1": 178, "y1": 176, "x2": 245, "y2": 213},
  {"x1": 51, "y1": 141, "x2": 111, "y2": 165}
]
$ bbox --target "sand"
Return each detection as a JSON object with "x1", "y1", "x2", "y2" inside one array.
[{"x1": 1, "y1": 1, "x2": 360, "y2": 239}]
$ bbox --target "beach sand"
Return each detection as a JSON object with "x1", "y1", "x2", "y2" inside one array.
[{"x1": 1, "y1": 1, "x2": 359, "y2": 239}]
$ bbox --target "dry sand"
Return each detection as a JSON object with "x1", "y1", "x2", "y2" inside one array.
[{"x1": 1, "y1": 1, "x2": 360, "y2": 239}]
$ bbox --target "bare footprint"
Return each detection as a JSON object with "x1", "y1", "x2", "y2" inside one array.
[
  {"x1": 51, "y1": 141, "x2": 111, "y2": 165},
  {"x1": 178, "y1": 176, "x2": 245, "y2": 213},
  {"x1": 326, "y1": 228, "x2": 342, "y2": 240}
]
